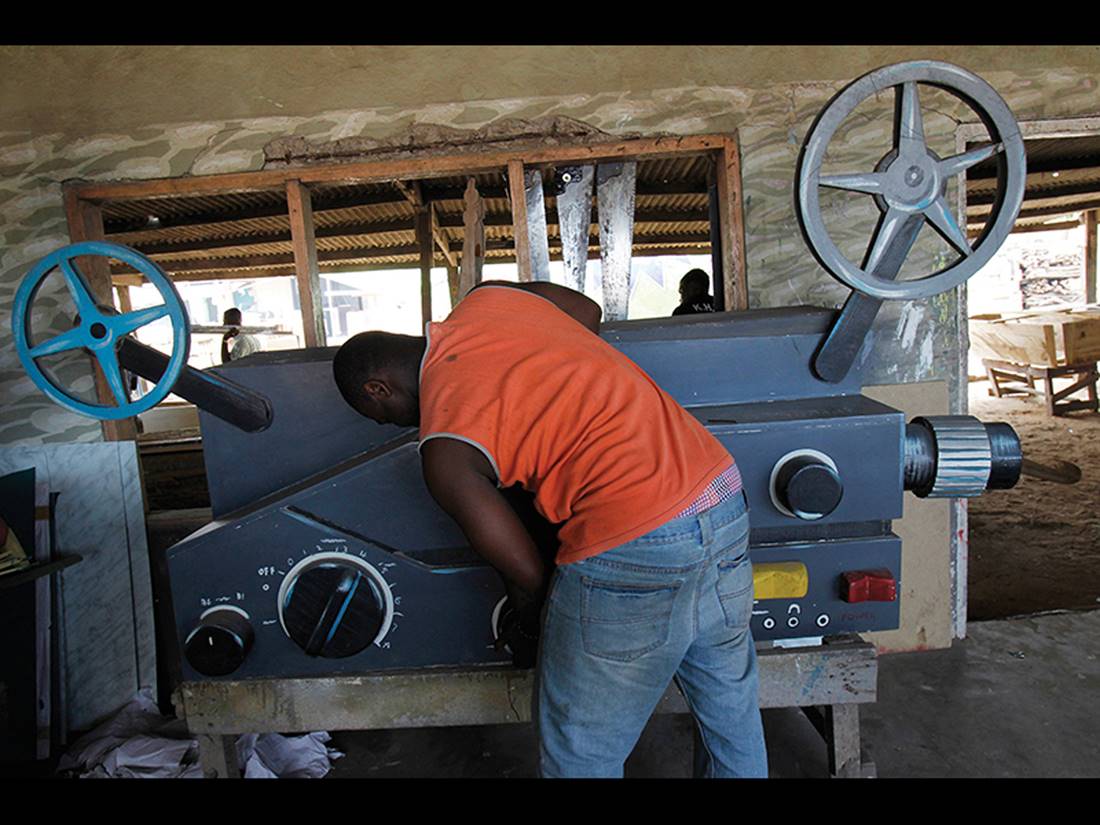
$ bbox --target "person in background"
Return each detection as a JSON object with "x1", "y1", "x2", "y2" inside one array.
[
  {"x1": 221, "y1": 307, "x2": 261, "y2": 363},
  {"x1": 672, "y1": 269, "x2": 716, "y2": 316}
]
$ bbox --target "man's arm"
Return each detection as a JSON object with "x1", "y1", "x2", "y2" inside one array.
[
  {"x1": 420, "y1": 437, "x2": 547, "y2": 607},
  {"x1": 475, "y1": 280, "x2": 602, "y2": 333},
  {"x1": 221, "y1": 330, "x2": 236, "y2": 364}
]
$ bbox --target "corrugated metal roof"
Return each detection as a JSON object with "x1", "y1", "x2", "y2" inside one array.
[{"x1": 101, "y1": 154, "x2": 717, "y2": 281}]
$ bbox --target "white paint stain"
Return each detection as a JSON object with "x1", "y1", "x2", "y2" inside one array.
[
  {"x1": 919, "y1": 332, "x2": 935, "y2": 374},
  {"x1": 896, "y1": 302, "x2": 926, "y2": 351}
]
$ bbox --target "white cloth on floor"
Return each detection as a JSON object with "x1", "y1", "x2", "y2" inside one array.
[{"x1": 58, "y1": 687, "x2": 342, "y2": 778}]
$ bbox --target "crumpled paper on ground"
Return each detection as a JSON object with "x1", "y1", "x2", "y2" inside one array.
[
  {"x1": 58, "y1": 688, "x2": 343, "y2": 778},
  {"x1": 236, "y1": 732, "x2": 344, "y2": 779}
]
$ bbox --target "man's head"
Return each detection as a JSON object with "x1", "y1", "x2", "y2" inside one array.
[
  {"x1": 223, "y1": 307, "x2": 243, "y2": 327},
  {"x1": 679, "y1": 269, "x2": 711, "y2": 302},
  {"x1": 332, "y1": 331, "x2": 426, "y2": 428}
]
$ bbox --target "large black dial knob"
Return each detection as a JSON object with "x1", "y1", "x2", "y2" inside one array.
[
  {"x1": 771, "y1": 450, "x2": 844, "y2": 520},
  {"x1": 278, "y1": 554, "x2": 391, "y2": 658},
  {"x1": 184, "y1": 606, "x2": 254, "y2": 676}
]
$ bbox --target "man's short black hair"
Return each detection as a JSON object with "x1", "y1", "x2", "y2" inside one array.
[
  {"x1": 332, "y1": 331, "x2": 407, "y2": 412},
  {"x1": 680, "y1": 269, "x2": 710, "y2": 293}
]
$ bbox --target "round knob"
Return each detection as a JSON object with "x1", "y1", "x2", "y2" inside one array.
[
  {"x1": 278, "y1": 553, "x2": 391, "y2": 658},
  {"x1": 770, "y1": 450, "x2": 844, "y2": 520},
  {"x1": 184, "y1": 606, "x2": 254, "y2": 676}
]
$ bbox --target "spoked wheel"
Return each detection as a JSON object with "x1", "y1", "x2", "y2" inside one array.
[
  {"x1": 795, "y1": 61, "x2": 1027, "y2": 380},
  {"x1": 12, "y1": 241, "x2": 191, "y2": 420}
]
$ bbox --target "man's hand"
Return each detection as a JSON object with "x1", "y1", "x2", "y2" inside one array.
[{"x1": 494, "y1": 596, "x2": 541, "y2": 668}]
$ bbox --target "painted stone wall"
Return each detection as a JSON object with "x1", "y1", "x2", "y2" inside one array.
[{"x1": 2, "y1": 63, "x2": 1099, "y2": 445}]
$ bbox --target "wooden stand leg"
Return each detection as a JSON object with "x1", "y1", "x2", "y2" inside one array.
[
  {"x1": 802, "y1": 704, "x2": 875, "y2": 778},
  {"x1": 985, "y1": 364, "x2": 1003, "y2": 397},
  {"x1": 197, "y1": 734, "x2": 240, "y2": 779},
  {"x1": 1043, "y1": 373, "x2": 1056, "y2": 416}
]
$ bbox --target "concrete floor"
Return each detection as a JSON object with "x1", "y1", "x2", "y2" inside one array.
[{"x1": 325, "y1": 609, "x2": 1100, "y2": 778}]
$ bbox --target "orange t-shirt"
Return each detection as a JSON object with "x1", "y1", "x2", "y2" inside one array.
[{"x1": 418, "y1": 285, "x2": 735, "y2": 564}]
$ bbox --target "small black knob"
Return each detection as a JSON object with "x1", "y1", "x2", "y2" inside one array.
[
  {"x1": 281, "y1": 560, "x2": 387, "y2": 658},
  {"x1": 184, "y1": 607, "x2": 254, "y2": 676},
  {"x1": 774, "y1": 454, "x2": 843, "y2": 520}
]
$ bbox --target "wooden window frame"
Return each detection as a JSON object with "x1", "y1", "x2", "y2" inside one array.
[{"x1": 63, "y1": 133, "x2": 749, "y2": 440}]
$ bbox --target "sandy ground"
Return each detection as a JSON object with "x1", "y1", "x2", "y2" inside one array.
[{"x1": 967, "y1": 379, "x2": 1100, "y2": 620}]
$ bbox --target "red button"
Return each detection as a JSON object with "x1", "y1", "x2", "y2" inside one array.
[{"x1": 840, "y1": 569, "x2": 897, "y2": 603}]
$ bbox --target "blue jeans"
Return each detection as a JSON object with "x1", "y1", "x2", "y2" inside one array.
[{"x1": 535, "y1": 491, "x2": 767, "y2": 778}]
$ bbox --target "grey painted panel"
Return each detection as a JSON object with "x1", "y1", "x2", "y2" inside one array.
[
  {"x1": 199, "y1": 347, "x2": 411, "y2": 517},
  {"x1": 0, "y1": 442, "x2": 153, "y2": 731}
]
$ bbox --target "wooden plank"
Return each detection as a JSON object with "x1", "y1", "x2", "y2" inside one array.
[
  {"x1": 286, "y1": 180, "x2": 326, "y2": 348},
  {"x1": 71, "y1": 135, "x2": 729, "y2": 202},
  {"x1": 1086, "y1": 210, "x2": 1097, "y2": 305},
  {"x1": 195, "y1": 733, "x2": 240, "y2": 779},
  {"x1": 596, "y1": 161, "x2": 637, "y2": 320},
  {"x1": 63, "y1": 189, "x2": 138, "y2": 442},
  {"x1": 177, "y1": 640, "x2": 876, "y2": 734},
  {"x1": 445, "y1": 264, "x2": 460, "y2": 310},
  {"x1": 971, "y1": 318, "x2": 1061, "y2": 366},
  {"x1": 715, "y1": 135, "x2": 748, "y2": 311},
  {"x1": 416, "y1": 208, "x2": 433, "y2": 327},
  {"x1": 459, "y1": 177, "x2": 485, "y2": 299},
  {"x1": 507, "y1": 160, "x2": 533, "y2": 281},
  {"x1": 556, "y1": 165, "x2": 595, "y2": 295},
  {"x1": 113, "y1": 284, "x2": 133, "y2": 314},
  {"x1": 523, "y1": 168, "x2": 552, "y2": 282}
]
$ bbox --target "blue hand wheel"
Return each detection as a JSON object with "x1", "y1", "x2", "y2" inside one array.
[{"x1": 11, "y1": 241, "x2": 190, "y2": 420}]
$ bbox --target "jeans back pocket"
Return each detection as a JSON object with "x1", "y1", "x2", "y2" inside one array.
[
  {"x1": 715, "y1": 552, "x2": 754, "y2": 630},
  {"x1": 580, "y1": 578, "x2": 681, "y2": 662}
]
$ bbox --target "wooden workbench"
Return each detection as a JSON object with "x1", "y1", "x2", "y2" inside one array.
[{"x1": 175, "y1": 635, "x2": 877, "y2": 779}]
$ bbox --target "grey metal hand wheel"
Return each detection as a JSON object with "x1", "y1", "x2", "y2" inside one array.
[{"x1": 795, "y1": 61, "x2": 1027, "y2": 381}]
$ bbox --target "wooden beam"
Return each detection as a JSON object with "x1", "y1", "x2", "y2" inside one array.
[
  {"x1": 393, "y1": 180, "x2": 422, "y2": 208},
  {"x1": 430, "y1": 204, "x2": 458, "y2": 270},
  {"x1": 416, "y1": 208, "x2": 433, "y2": 328},
  {"x1": 968, "y1": 219, "x2": 1083, "y2": 238},
  {"x1": 113, "y1": 284, "x2": 133, "y2": 314},
  {"x1": 286, "y1": 180, "x2": 326, "y2": 347},
  {"x1": 445, "y1": 264, "x2": 460, "y2": 309},
  {"x1": 715, "y1": 135, "x2": 748, "y2": 311},
  {"x1": 71, "y1": 135, "x2": 729, "y2": 203},
  {"x1": 508, "y1": 160, "x2": 533, "y2": 281},
  {"x1": 62, "y1": 188, "x2": 137, "y2": 442},
  {"x1": 1086, "y1": 209, "x2": 1098, "y2": 304},
  {"x1": 968, "y1": 196, "x2": 1100, "y2": 223},
  {"x1": 460, "y1": 178, "x2": 486, "y2": 300}
]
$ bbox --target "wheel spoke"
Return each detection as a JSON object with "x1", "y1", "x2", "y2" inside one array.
[
  {"x1": 923, "y1": 195, "x2": 972, "y2": 257},
  {"x1": 863, "y1": 207, "x2": 911, "y2": 274},
  {"x1": 58, "y1": 258, "x2": 101, "y2": 320},
  {"x1": 819, "y1": 171, "x2": 888, "y2": 195},
  {"x1": 95, "y1": 347, "x2": 130, "y2": 406},
  {"x1": 938, "y1": 142, "x2": 1002, "y2": 179},
  {"x1": 29, "y1": 327, "x2": 88, "y2": 358},
  {"x1": 897, "y1": 82, "x2": 927, "y2": 156},
  {"x1": 113, "y1": 304, "x2": 168, "y2": 336}
]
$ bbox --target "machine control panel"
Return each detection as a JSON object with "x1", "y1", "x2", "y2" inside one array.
[
  {"x1": 277, "y1": 553, "x2": 393, "y2": 658},
  {"x1": 184, "y1": 605, "x2": 255, "y2": 677}
]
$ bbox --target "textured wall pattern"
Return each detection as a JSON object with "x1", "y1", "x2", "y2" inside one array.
[{"x1": 1, "y1": 67, "x2": 1098, "y2": 444}]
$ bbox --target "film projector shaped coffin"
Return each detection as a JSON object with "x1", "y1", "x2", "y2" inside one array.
[{"x1": 10, "y1": 61, "x2": 1068, "y2": 681}]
